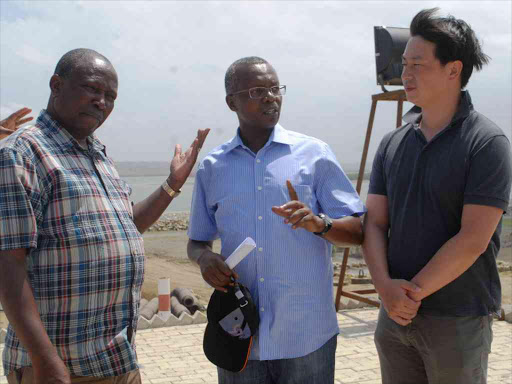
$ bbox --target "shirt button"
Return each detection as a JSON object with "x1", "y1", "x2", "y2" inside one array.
[
  {"x1": 258, "y1": 247, "x2": 263, "y2": 252},
  {"x1": 258, "y1": 216, "x2": 263, "y2": 220},
  {"x1": 260, "y1": 277, "x2": 264, "y2": 282},
  {"x1": 260, "y1": 307, "x2": 265, "y2": 312},
  {"x1": 256, "y1": 159, "x2": 261, "y2": 163},
  {"x1": 257, "y1": 186, "x2": 263, "y2": 191}
]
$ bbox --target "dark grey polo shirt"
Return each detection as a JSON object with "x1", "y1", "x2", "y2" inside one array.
[{"x1": 369, "y1": 91, "x2": 512, "y2": 316}]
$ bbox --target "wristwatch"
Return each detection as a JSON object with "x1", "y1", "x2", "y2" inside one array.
[
  {"x1": 313, "y1": 213, "x2": 333, "y2": 237},
  {"x1": 161, "y1": 179, "x2": 181, "y2": 198}
]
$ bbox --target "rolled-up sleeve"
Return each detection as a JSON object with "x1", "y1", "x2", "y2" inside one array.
[
  {"x1": 187, "y1": 162, "x2": 219, "y2": 241},
  {"x1": 315, "y1": 143, "x2": 366, "y2": 218},
  {"x1": 0, "y1": 148, "x2": 41, "y2": 250}
]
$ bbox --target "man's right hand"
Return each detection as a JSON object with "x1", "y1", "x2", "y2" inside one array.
[
  {"x1": 0, "y1": 107, "x2": 33, "y2": 140},
  {"x1": 31, "y1": 353, "x2": 71, "y2": 384},
  {"x1": 198, "y1": 250, "x2": 238, "y2": 292},
  {"x1": 377, "y1": 279, "x2": 422, "y2": 326}
]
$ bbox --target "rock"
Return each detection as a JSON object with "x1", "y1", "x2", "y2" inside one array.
[{"x1": 501, "y1": 304, "x2": 512, "y2": 323}]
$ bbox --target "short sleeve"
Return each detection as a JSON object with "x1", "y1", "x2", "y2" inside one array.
[
  {"x1": 0, "y1": 148, "x2": 41, "y2": 250},
  {"x1": 368, "y1": 137, "x2": 387, "y2": 196},
  {"x1": 464, "y1": 135, "x2": 512, "y2": 212},
  {"x1": 315, "y1": 144, "x2": 366, "y2": 218},
  {"x1": 187, "y1": 162, "x2": 219, "y2": 241}
]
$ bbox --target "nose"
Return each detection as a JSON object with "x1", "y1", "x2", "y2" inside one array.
[
  {"x1": 262, "y1": 88, "x2": 277, "y2": 102},
  {"x1": 402, "y1": 65, "x2": 412, "y2": 82},
  {"x1": 93, "y1": 93, "x2": 107, "y2": 110}
]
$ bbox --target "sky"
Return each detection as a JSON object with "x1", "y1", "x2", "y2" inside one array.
[{"x1": 1, "y1": 1, "x2": 511, "y2": 169}]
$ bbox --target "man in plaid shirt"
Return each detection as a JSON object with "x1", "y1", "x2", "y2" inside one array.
[{"x1": 0, "y1": 49, "x2": 209, "y2": 383}]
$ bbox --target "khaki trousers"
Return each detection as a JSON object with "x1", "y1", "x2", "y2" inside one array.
[{"x1": 7, "y1": 367, "x2": 142, "y2": 384}]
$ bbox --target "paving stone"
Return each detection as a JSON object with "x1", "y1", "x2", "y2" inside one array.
[{"x1": 2, "y1": 308, "x2": 511, "y2": 383}]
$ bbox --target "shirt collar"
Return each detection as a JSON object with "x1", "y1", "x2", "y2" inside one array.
[
  {"x1": 224, "y1": 123, "x2": 294, "y2": 153},
  {"x1": 403, "y1": 90, "x2": 474, "y2": 127},
  {"x1": 37, "y1": 109, "x2": 106, "y2": 154}
]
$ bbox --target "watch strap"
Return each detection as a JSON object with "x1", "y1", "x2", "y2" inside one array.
[
  {"x1": 313, "y1": 213, "x2": 332, "y2": 236},
  {"x1": 161, "y1": 179, "x2": 181, "y2": 198}
]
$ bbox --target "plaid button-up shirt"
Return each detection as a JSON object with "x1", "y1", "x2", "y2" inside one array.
[{"x1": 0, "y1": 110, "x2": 144, "y2": 377}]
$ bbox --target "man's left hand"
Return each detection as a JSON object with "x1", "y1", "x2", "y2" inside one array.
[
  {"x1": 271, "y1": 180, "x2": 324, "y2": 233},
  {"x1": 167, "y1": 129, "x2": 210, "y2": 191}
]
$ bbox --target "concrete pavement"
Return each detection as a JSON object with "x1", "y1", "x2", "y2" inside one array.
[{"x1": 2, "y1": 308, "x2": 511, "y2": 383}]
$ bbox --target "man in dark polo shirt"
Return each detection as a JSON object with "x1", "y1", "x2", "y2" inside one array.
[{"x1": 363, "y1": 8, "x2": 512, "y2": 384}]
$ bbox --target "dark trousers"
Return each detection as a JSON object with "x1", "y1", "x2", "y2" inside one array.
[
  {"x1": 218, "y1": 334, "x2": 337, "y2": 384},
  {"x1": 7, "y1": 368, "x2": 142, "y2": 384},
  {"x1": 375, "y1": 306, "x2": 493, "y2": 384}
]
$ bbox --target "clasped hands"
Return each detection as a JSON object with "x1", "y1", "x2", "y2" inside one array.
[
  {"x1": 377, "y1": 278, "x2": 424, "y2": 326},
  {"x1": 199, "y1": 179, "x2": 324, "y2": 291}
]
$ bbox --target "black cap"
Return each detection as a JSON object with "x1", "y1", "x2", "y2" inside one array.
[{"x1": 203, "y1": 282, "x2": 260, "y2": 372}]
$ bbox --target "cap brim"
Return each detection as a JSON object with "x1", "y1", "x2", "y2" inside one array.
[{"x1": 203, "y1": 323, "x2": 252, "y2": 373}]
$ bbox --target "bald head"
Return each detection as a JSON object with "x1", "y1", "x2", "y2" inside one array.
[{"x1": 54, "y1": 48, "x2": 116, "y2": 79}]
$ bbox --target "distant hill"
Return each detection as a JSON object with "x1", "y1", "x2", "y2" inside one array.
[
  {"x1": 114, "y1": 161, "x2": 366, "y2": 179},
  {"x1": 115, "y1": 161, "x2": 174, "y2": 177}
]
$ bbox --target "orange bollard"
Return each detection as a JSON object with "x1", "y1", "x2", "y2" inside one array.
[{"x1": 158, "y1": 278, "x2": 171, "y2": 317}]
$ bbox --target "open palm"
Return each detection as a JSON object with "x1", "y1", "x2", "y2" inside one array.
[
  {"x1": 168, "y1": 128, "x2": 210, "y2": 191},
  {"x1": 0, "y1": 107, "x2": 33, "y2": 140}
]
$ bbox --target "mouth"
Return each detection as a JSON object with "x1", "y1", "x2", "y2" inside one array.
[
  {"x1": 263, "y1": 108, "x2": 279, "y2": 116},
  {"x1": 82, "y1": 112, "x2": 103, "y2": 121},
  {"x1": 404, "y1": 85, "x2": 416, "y2": 92}
]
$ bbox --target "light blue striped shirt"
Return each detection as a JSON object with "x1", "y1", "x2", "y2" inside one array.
[{"x1": 188, "y1": 124, "x2": 366, "y2": 360}]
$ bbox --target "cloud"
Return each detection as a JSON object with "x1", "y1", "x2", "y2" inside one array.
[{"x1": 1, "y1": 1, "x2": 510, "y2": 164}]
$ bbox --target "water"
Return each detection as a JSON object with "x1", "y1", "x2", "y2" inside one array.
[
  {"x1": 124, "y1": 175, "x2": 370, "y2": 213},
  {"x1": 123, "y1": 176, "x2": 196, "y2": 213}
]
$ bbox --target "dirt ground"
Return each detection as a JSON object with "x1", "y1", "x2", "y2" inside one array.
[{"x1": 142, "y1": 230, "x2": 512, "y2": 307}]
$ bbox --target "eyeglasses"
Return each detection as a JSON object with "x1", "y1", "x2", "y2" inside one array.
[{"x1": 229, "y1": 85, "x2": 286, "y2": 99}]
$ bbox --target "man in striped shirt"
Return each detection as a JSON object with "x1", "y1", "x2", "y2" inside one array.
[
  {"x1": 187, "y1": 56, "x2": 366, "y2": 384},
  {"x1": 0, "y1": 49, "x2": 208, "y2": 383}
]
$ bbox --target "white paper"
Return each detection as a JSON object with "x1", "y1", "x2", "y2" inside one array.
[{"x1": 225, "y1": 237, "x2": 256, "y2": 269}]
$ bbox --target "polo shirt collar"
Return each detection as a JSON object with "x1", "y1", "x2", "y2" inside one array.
[
  {"x1": 37, "y1": 109, "x2": 106, "y2": 154},
  {"x1": 224, "y1": 123, "x2": 294, "y2": 153},
  {"x1": 403, "y1": 90, "x2": 474, "y2": 127}
]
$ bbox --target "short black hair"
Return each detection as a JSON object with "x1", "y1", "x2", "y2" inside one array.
[
  {"x1": 54, "y1": 48, "x2": 113, "y2": 79},
  {"x1": 410, "y1": 8, "x2": 490, "y2": 88},
  {"x1": 225, "y1": 56, "x2": 269, "y2": 94}
]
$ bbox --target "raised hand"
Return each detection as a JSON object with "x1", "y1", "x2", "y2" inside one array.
[
  {"x1": 167, "y1": 129, "x2": 210, "y2": 191},
  {"x1": 0, "y1": 107, "x2": 33, "y2": 140},
  {"x1": 271, "y1": 180, "x2": 324, "y2": 233}
]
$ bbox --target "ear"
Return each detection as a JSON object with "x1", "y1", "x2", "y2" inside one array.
[
  {"x1": 226, "y1": 95, "x2": 238, "y2": 112},
  {"x1": 49, "y1": 74, "x2": 62, "y2": 97},
  {"x1": 448, "y1": 60, "x2": 463, "y2": 81}
]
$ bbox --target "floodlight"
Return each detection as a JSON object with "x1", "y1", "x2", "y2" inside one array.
[{"x1": 374, "y1": 26, "x2": 410, "y2": 92}]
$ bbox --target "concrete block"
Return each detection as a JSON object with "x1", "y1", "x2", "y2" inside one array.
[
  {"x1": 137, "y1": 316, "x2": 151, "y2": 330},
  {"x1": 164, "y1": 314, "x2": 183, "y2": 327},
  {"x1": 191, "y1": 311, "x2": 207, "y2": 325},
  {"x1": 177, "y1": 312, "x2": 195, "y2": 326},
  {"x1": 150, "y1": 315, "x2": 167, "y2": 328}
]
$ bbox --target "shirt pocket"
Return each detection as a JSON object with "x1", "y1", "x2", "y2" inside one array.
[{"x1": 276, "y1": 184, "x2": 317, "y2": 214}]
